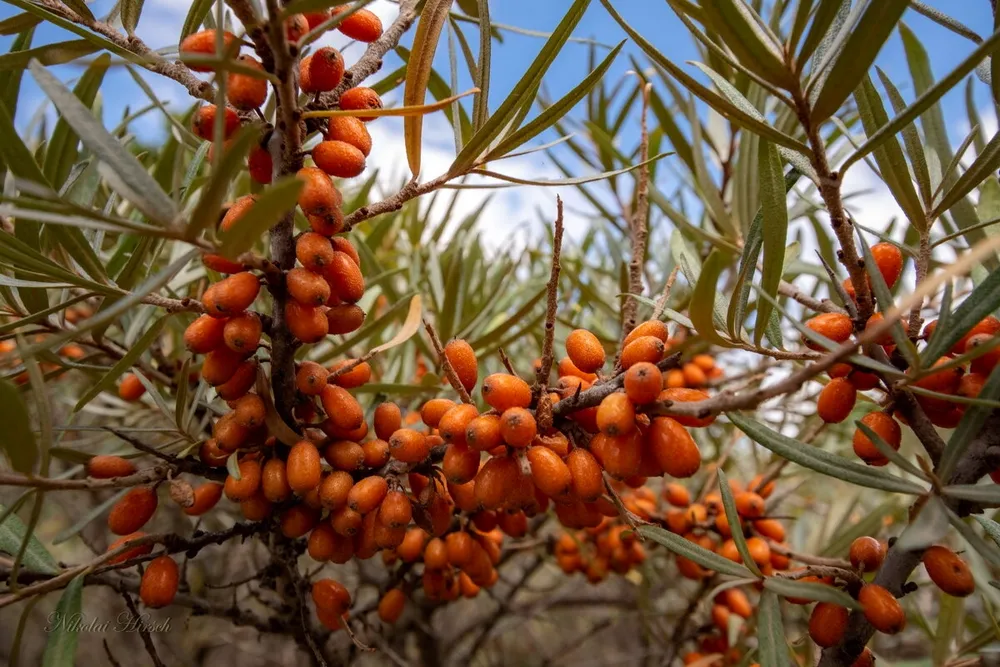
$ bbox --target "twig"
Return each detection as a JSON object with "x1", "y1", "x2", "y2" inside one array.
[
  {"x1": 651, "y1": 267, "x2": 679, "y2": 320},
  {"x1": 103, "y1": 639, "x2": 123, "y2": 667},
  {"x1": 140, "y1": 294, "x2": 206, "y2": 314},
  {"x1": 498, "y1": 347, "x2": 517, "y2": 376},
  {"x1": 122, "y1": 591, "x2": 167, "y2": 667},
  {"x1": 620, "y1": 83, "x2": 652, "y2": 345},
  {"x1": 423, "y1": 319, "x2": 472, "y2": 403},
  {"x1": 536, "y1": 196, "x2": 565, "y2": 389},
  {"x1": 907, "y1": 232, "x2": 931, "y2": 340},
  {"x1": 777, "y1": 280, "x2": 845, "y2": 314},
  {"x1": 552, "y1": 353, "x2": 682, "y2": 417},
  {"x1": 603, "y1": 473, "x2": 649, "y2": 535},
  {"x1": 0, "y1": 468, "x2": 167, "y2": 491}
]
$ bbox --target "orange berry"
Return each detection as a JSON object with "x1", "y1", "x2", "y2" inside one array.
[
  {"x1": 389, "y1": 428, "x2": 430, "y2": 463},
  {"x1": 232, "y1": 393, "x2": 265, "y2": 428},
  {"x1": 420, "y1": 398, "x2": 456, "y2": 428},
  {"x1": 295, "y1": 360, "x2": 328, "y2": 396},
  {"x1": 850, "y1": 536, "x2": 886, "y2": 573},
  {"x1": 745, "y1": 536, "x2": 771, "y2": 565},
  {"x1": 327, "y1": 303, "x2": 366, "y2": 334},
  {"x1": 183, "y1": 482, "x2": 224, "y2": 516},
  {"x1": 261, "y1": 458, "x2": 292, "y2": 503},
  {"x1": 858, "y1": 583, "x2": 905, "y2": 634},
  {"x1": 325, "y1": 115, "x2": 372, "y2": 156},
  {"x1": 557, "y1": 356, "x2": 597, "y2": 382},
  {"x1": 378, "y1": 588, "x2": 405, "y2": 623},
  {"x1": 308, "y1": 46, "x2": 345, "y2": 92},
  {"x1": 749, "y1": 474, "x2": 776, "y2": 498},
  {"x1": 809, "y1": 602, "x2": 849, "y2": 647},
  {"x1": 871, "y1": 242, "x2": 904, "y2": 287},
  {"x1": 216, "y1": 359, "x2": 258, "y2": 400},
  {"x1": 334, "y1": 7, "x2": 383, "y2": 41},
  {"x1": 179, "y1": 30, "x2": 238, "y2": 72},
  {"x1": 312, "y1": 578, "x2": 351, "y2": 614},
  {"x1": 329, "y1": 359, "x2": 371, "y2": 388},
  {"x1": 682, "y1": 363, "x2": 707, "y2": 387},
  {"x1": 202, "y1": 346, "x2": 246, "y2": 386},
  {"x1": 199, "y1": 438, "x2": 230, "y2": 467},
  {"x1": 648, "y1": 417, "x2": 701, "y2": 478},
  {"x1": 664, "y1": 368, "x2": 685, "y2": 388},
  {"x1": 280, "y1": 503, "x2": 320, "y2": 538},
  {"x1": 753, "y1": 518, "x2": 785, "y2": 542},
  {"x1": 623, "y1": 320, "x2": 669, "y2": 348},
  {"x1": 438, "y1": 403, "x2": 480, "y2": 446},
  {"x1": 338, "y1": 86, "x2": 382, "y2": 121},
  {"x1": 118, "y1": 373, "x2": 146, "y2": 401},
  {"x1": 223, "y1": 312, "x2": 262, "y2": 354},
  {"x1": 596, "y1": 392, "x2": 636, "y2": 436},
  {"x1": 108, "y1": 486, "x2": 157, "y2": 535},
  {"x1": 853, "y1": 648, "x2": 875, "y2": 667},
  {"x1": 203, "y1": 253, "x2": 244, "y2": 274},
  {"x1": 379, "y1": 489, "x2": 413, "y2": 529},
  {"x1": 107, "y1": 532, "x2": 153, "y2": 565},
  {"x1": 87, "y1": 455, "x2": 137, "y2": 479},
  {"x1": 817, "y1": 377, "x2": 857, "y2": 423},
  {"x1": 663, "y1": 482, "x2": 691, "y2": 507},
  {"x1": 657, "y1": 387, "x2": 714, "y2": 427},
  {"x1": 287, "y1": 441, "x2": 323, "y2": 494},
  {"x1": 567, "y1": 448, "x2": 604, "y2": 501},
  {"x1": 226, "y1": 55, "x2": 267, "y2": 110},
  {"x1": 465, "y1": 414, "x2": 502, "y2": 452},
  {"x1": 566, "y1": 329, "x2": 605, "y2": 373},
  {"x1": 624, "y1": 362, "x2": 662, "y2": 404},
  {"x1": 320, "y1": 385, "x2": 363, "y2": 431},
  {"x1": 313, "y1": 140, "x2": 366, "y2": 178},
  {"x1": 805, "y1": 312, "x2": 854, "y2": 349},
  {"x1": 184, "y1": 313, "x2": 227, "y2": 354},
  {"x1": 500, "y1": 407, "x2": 537, "y2": 447},
  {"x1": 373, "y1": 402, "x2": 402, "y2": 440},
  {"x1": 324, "y1": 440, "x2": 365, "y2": 471},
  {"x1": 285, "y1": 13, "x2": 309, "y2": 42},
  {"x1": 192, "y1": 104, "x2": 239, "y2": 141},
  {"x1": 202, "y1": 272, "x2": 260, "y2": 318},
  {"x1": 139, "y1": 555, "x2": 179, "y2": 608},
  {"x1": 853, "y1": 411, "x2": 900, "y2": 466},
  {"x1": 296, "y1": 232, "x2": 335, "y2": 272},
  {"x1": 954, "y1": 316, "x2": 1000, "y2": 354},
  {"x1": 224, "y1": 459, "x2": 262, "y2": 501},
  {"x1": 958, "y1": 372, "x2": 986, "y2": 399},
  {"x1": 363, "y1": 439, "x2": 391, "y2": 468},
  {"x1": 324, "y1": 251, "x2": 365, "y2": 303},
  {"x1": 315, "y1": 470, "x2": 351, "y2": 510},
  {"x1": 443, "y1": 443, "x2": 480, "y2": 484},
  {"x1": 297, "y1": 166, "x2": 342, "y2": 221},
  {"x1": 348, "y1": 475, "x2": 389, "y2": 514},
  {"x1": 734, "y1": 491, "x2": 765, "y2": 519},
  {"x1": 248, "y1": 144, "x2": 273, "y2": 184},
  {"x1": 482, "y1": 373, "x2": 532, "y2": 412},
  {"x1": 591, "y1": 431, "x2": 643, "y2": 480},
  {"x1": 620, "y1": 335, "x2": 665, "y2": 369},
  {"x1": 474, "y1": 455, "x2": 521, "y2": 510},
  {"x1": 923, "y1": 545, "x2": 975, "y2": 597},
  {"x1": 444, "y1": 339, "x2": 478, "y2": 392},
  {"x1": 526, "y1": 445, "x2": 573, "y2": 498},
  {"x1": 286, "y1": 301, "x2": 328, "y2": 343},
  {"x1": 692, "y1": 354, "x2": 715, "y2": 371}
]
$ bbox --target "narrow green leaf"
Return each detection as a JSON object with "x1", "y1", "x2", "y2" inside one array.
[
  {"x1": 473, "y1": 0, "x2": 491, "y2": 130},
  {"x1": 699, "y1": 0, "x2": 792, "y2": 89},
  {"x1": 0, "y1": 97, "x2": 49, "y2": 187},
  {"x1": 728, "y1": 411, "x2": 927, "y2": 494},
  {"x1": 690, "y1": 249, "x2": 734, "y2": 347},
  {"x1": 896, "y1": 496, "x2": 951, "y2": 551},
  {"x1": 180, "y1": 0, "x2": 214, "y2": 40},
  {"x1": 797, "y1": 0, "x2": 846, "y2": 67},
  {"x1": 41, "y1": 576, "x2": 83, "y2": 667},
  {"x1": 638, "y1": 524, "x2": 754, "y2": 578},
  {"x1": 922, "y1": 267, "x2": 1000, "y2": 364},
  {"x1": 404, "y1": 0, "x2": 453, "y2": 176},
  {"x1": 932, "y1": 131, "x2": 1000, "y2": 221},
  {"x1": 44, "y1": 54, "x2": 110, "y2": 191},
  {"x1": 717, "y1": 468, "x2": 762, "y2": 576},
  {"x1": 756, "y1": 590, "x2": 790, "y2": 666},
  {"x1": 949, "y1": 508, "x2": 1000, "y2": 569},
  {"x1": 0, "y1": 503, "x2": 57, "y2": 573},
  {"x1": 974, "y1": 515, "x2": 1000, "y2": 549},
  {"x1": 755, "y1": 139, "x2": 788, "y2": 345},
  {"x1": 810, "y1": 0, "x2": 909, "y2": 122},
  {"x1": 0, "y1": 379, "x2": 38, "y2": 474},
  {"x1": 0, "y1": 13, "x2": 40, "y2": 35},
  {"x1": 0, "y1": 39, "x2": 97, "y2": 72},
  {"x1": 463, "y1": 152, "x2": 670, "y2": 187},
  {"x1": 942, "y1": 485, "x2": 1000, "y2": 506},
  {"x1": 876, "y1": 67, "x2": 932, "y2": 207},
  {"x1": 763, "y1": 577, "x2": 862, "y2": 609},
  {"x1": 73, "y1": 316, "x2": 167, "y2": 412},
  {"x1": 449, "y1": 0, "x2": 591, "y2": 175},
  {"x1": 939, "y1": 365, "x2": 1000, "y2": 480},
  {"x1": 121, "y1": 0, "x2": 146, "y2": 35},
  {"x1": 217, "y1": 177, "x2": 304, "y2": 258}
]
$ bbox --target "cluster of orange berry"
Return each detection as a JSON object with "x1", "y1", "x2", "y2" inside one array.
[{"x1": 0, "y1": 305, "x2": 90, "y2": 385}]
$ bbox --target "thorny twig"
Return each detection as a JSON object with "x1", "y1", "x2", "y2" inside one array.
[
  {"x1": 423, "y1": 319, "x2": 472, "y2": 403},
  {"x1": 651, "y1": 267, "x2": 679, "y2": 320}
]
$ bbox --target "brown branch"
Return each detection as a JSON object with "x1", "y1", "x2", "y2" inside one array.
[
  {"x1": 651, "y1": 267, "x2": 679, "y2": 320},
  {"x1": 778, "y1": 279, "x2": 845, "y2": 314},
  {"x1": 908, "y1": 233, "x2": 931, "y2": 340},
  {"x1": 423, "y1": 319, "x2": 472, "y2": 403},
  {"x1": 620, "y1": 83, "x2": 652, "y2": 345},
  {"x1": 122, "y1": 591, "x2": 167, "y2": 667},
  {"x1": 0, "y1": 467, "x2": 166, "y2": 491},
  {"x1": 140, "y1": 294, "x2": 206, "y2": 314},
  {"x1": 344, "y1": 174, "x2": 450, "y2": 229},
  {"x1": 536, "y1": 196, "x2": 565, "y2": 390},
  {"x1": 552, "y1": 353, "x2": 682, "y2": 418}
]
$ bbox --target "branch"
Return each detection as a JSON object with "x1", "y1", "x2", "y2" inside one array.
[
  {"x1": 423, "y1": 319, "x2": 472, "y2": 403},
  {"x1": 122, "y1": 591, "x2": 167, "y2": 667},
  {"x1": 619, "y1": 83, "x2": 652, "y2": 345},
  {"x1": 551, "y1": 353, "x2": 682, "y2": 417},
  {"x1": 0, "y1": 467, "x2": 167, "y2": 491},
  {"x1": 140, "y1": 293, "x2": 206, "y2": 314},
  {"x1": 778, "y1": 279, "x2": 845, "y2": 315}
]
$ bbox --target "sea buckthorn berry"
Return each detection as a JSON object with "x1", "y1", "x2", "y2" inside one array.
[
  {"x1": 591, "y1": 431, "x2": 643, "y2": 480},
  {"x1": 557, "y1": 356, "x2": 597, "y2": 382},
  {"x1": 850, "y1": 536, "x2": 886, "y2": 573},
  {"x1": 314, "y1": 140, "x2": 366, "y2": 178},
  {"x1": 749, "y1": 474, "x2": 776, "y2": 498},
  {"x1": 285, "y1": 14, "x2": 309, "y2": 42},
  {"x1": 466, "y1": 414, "x2": 502, "y2": 451},
  {"x1": 664, "y1": 368, "x2": 685, "y2": 388},
  {"x1": 183, "y1": 482, "x2": 223, "y2": 516},
  {"x1": 379, "y1": 490, "x2": 412, "y2": 529},
  {"x1": 663, "y1": 482, "x2": 691, "y2": 507},
  {"x1": 348, "y1": 476, "x2": 389, "y2": 514},
  {"x1": 286, "y1": 301, "x2": 328, "y2": 343},
  {"x1": 202, "y1": 272, "x2": 260, "y2": 318},
  {"x1": 624, "y1": 362, "x2": 662, "y2": 404},
  {"x1": 853, "y1": 411, "x2": 901, "y2": 466},
  {"x1": 297, "y1": 166, "x2": 342, "y2": 221},
  {"x1": 596, "y1": 393, "x2": 636, "y2": 436},
  {"x1": 226, "y1": 55, "x2": 267, "y2": 110},
  {"x1": 526, "y1": 446, "x2": 572, "y2": 498},
  {"x1": 107, "y1": 532, "x2": 153, "y2": 564},
  {"x1": 192, "y1": 104, "x2": 239, "y2": 141},
  {"x1": 232, "y1": 393, "x2": 265, "y2": 428},
  {"x1": 331, "y1": 237, "x2": 360, "y2": 265},
  {"x1": 754, "y1": 518, "x2": 786, "y2": 542},
  {"x1": 203, "y1": 253, "x2": 245, "y2": 277},
  {"x1": 474, "y1": 455, "x2": 521, "y2": 510},
  {"x1": 954, "y1": 316, "x2": 1000, "y2": 354},
  {"x1": 312, "y1": 578, "x2": 351, "y2": 614},
  {"x1": 657, "y1": 388, "x2": 714, "y2": 427},
  {"x1": 304, "y1": 9, "x2": 331, "y2": 30},
  {"x1": 849, "y1": 369, "x2": 880, "y2": 391},
  {"x1": 817, "y1": 377, "x2": 857, "y2": 424},
  {"x1": 913, "y1": 358, "x2": 963, "y2": 398},
  {"x1": 108, "y1": 486, "x2": 158, "y2": 535},
  {"x1": 809, "y1": 602, "x2": 849, "y2": 647},
  {"x1": 389, "y1": 428, "x2": 430, "y2": 463},
  {"x1": 223, "y1": 312, "x2": 262, "y2": 354},
  {"x1": 500, "y1": 407, "x2": 537, "y2": 447},
  {"x1": 329, "y1": 359, "x2": 371, "y2": 389},
  {"x1": 378, "y1": 588, "x2": 405, "y2": 623},
  {"x1": 443, "y1": 444, "x2": 479, "y2": 484},
  {"x1": 307, "y1": 46, "x2": 345, "y2": 92},
  {"x1": 420, "y1": 398, "x2": 456, "y2": 428},
  {"x1": 620, "y1": 335, "x2": 665, "y2": 369},
  {"x1": 119, "y1": 373, "x2": 146, "y2": 402},
  {"x1": 299, "y1": 54, "x2": 318, "y2": 93},
  {"x1": 179, "y1": 30, "x2": 238, "y2": 71},
  {"x1": 334, "y1": 7, "x2": 383, "y2": 41},
  {"x1": 286, "y1": 441, "x2": 322, "y2": 494},
  {"x1": 296, "y1": 232, "x2": 335, "y2": 271},
  {"x1": 88, "y1": 455, "x2": 136, "y2": 479},
  {"x1": 338, "y1": 86, "x2": 382, "y2": 121},
  {"x1": 444, "y1": 339, "x2": 478, "y2": 392},
  {"x1": 202, "y1": 346, "x2": 247, "y2": 386},
  {"x1": 248, "y1": 143, "x2": 273, "y2": 184},
  {"x1": 280, "y1": 503, "x2": 320, "y2": 538},
  {"x1": 184, "y1": 314, "x2": 227, "y2": 353},
  {"x1": 327, "y1": 303, "x2": 366, "y2": 335},
  {"x1": 623, "y1": 320, "x2": 669, "y2": 348},
  {"x1": 216, "y1": 359, "x2": 259, "y2": 400},
  {"x1": 871, "y1": 241, "x2": 904, "y2": 288},
  {"x1": 362, "y1": 439, "x2": 390, "y2": 469},
  {"x1": 325, "y1": 116, "x2": 373, "y2": 156},
  {"x1": 438, "y1": 403, "x2": 480, "y2": 446},
  {"x1": 734, "y1": 491, "x2": 765, "y2": 519},
  {"x1": 224, "y1": 459, "x2": 262, "y2": 501},
  {"x1": 482, "y1": 373, "x2": 532, "y2": 412},
  {"x1": 858, "y1": 584, "x2": 905, "y2": 634},
  {"x1": 864, "y1": 313, "x2": 897, "y2": 346},
  {"x1": 320, "y1": 385, "x2": 363, "y2": 432},
  {"x1": 262, "y1": 458, "x2": 292, "y2": 503},
  {"x1": 324, "y1": 440, "x2": 364, "y2": 471},
  {"x1": 199, "y1": 438, "x2": 230, "y2": 467},
  {"x1": 296, "y1": 360, "x2": 329, "y2": 396},
  {"x1": 315, "y1": 470, "x2": 351, "y2": 510},
  {"x1": 682, "y1": 363, "x2": 706, "y2": 387},
  {"x1": 139, "y1": 555, "x2": 179, "y2": 608},
  {"x1": 567, "y1": 448, "x2": 604, "y2": 501},
  {"x1": 745, "y1": 536, "x2": 771, "y2": 566},
  {"x1": 373, "y1": 402, "x2": 402, "y2": 441},
  {"x1": 648, "y1": 417, "x2": 701, "y2": 478},
  {"x1": 923, "y1": 545, "x2": 975, "y2": 597},
  {"x1": 959, "y1": 372, "x2": 986, "y2": 399},
  {"x1": 324, "y1": 251, "x2": 365, "y2": 303},
  {"x1": 566, "y1": 329, "x2": 605, "y2": 373},
  {"x1": 805, "y1": 312, "x2": 854, "y2": 349}
]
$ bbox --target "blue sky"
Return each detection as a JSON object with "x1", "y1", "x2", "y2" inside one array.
[{"x1": 0, "y1": 0, "x2": 995, "y2": 245}]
